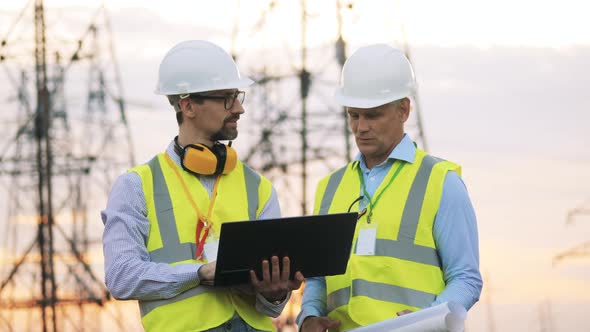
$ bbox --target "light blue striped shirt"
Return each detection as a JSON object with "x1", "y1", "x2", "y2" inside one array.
[
  {"x1": 101, "y1": 140, "x2": 284, "y2": 317},
  {"x1": 297, "y1": 134, "x2": 482, "y2": 325}
]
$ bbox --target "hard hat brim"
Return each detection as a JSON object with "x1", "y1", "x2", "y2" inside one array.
[
  {"x1": 334, "y1": 88, "x2": 411, "y2": 109},
  {"x1": 154, "y1": 77, "x2": 254, "y2": 95}
]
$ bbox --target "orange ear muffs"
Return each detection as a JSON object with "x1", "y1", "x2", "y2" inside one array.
[{"x1": 181, "y1": 143, "x2": 237, "y2": 176}]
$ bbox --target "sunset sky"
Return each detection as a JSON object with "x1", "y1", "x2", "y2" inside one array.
[{"x1": 1, "y1": 1, "x2": 589, "y2": 331}]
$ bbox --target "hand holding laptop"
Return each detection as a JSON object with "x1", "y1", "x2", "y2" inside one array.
[
  {"x1": 198, "y1": 255, "x2": 304, "y2": 303},
  {"x1": 250, "y1": 256, "x2": 304, "y2": 303}
]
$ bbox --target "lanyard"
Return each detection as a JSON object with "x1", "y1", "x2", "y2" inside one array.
[
  {"x1": 356, "y1": 160, "x2": 405, "y2": 223},
  {"x1": 165, "y1": 153, "x2": 221, "y2": 260}
]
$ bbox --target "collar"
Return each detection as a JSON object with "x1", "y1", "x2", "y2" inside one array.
[
  {"x1": 353, "y1": 133, "x2": 417, "y2": 170},
  {"x1": 166, "y1": 140, "x2": 182, "y2": 167},
  {"x1": 173, "y1": 136, "x2": 184, "y2": 158}
]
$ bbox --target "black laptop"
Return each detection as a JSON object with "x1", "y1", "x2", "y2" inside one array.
[{"x1": 213, "y1": 212, "x2": 358, "y2": 286}]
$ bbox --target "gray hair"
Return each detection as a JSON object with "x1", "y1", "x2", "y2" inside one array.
[{"x1": 388, "y1": 98, "x2": 405, "y2": 108}]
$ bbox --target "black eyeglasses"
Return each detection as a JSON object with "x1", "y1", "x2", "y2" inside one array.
[{"x1": 190, "y1": 90, "x2": 245, "y2": 110}]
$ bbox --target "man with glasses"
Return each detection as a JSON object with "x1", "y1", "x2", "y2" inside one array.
[
  {"x1": 101, "y1": 40, "x2": 303, "y2": 332},
  {"x1": 298, "y1": 44, "x2": 482, "y2": 331}
]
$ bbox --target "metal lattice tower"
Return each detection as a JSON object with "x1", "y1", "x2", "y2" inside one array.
[
  {"x1": 233, "y1": 0, "x2": 428, "y2": 216},
  {"x1": 0, "y1": 1, "x2": 133, "y2": 331},
  {"x1": 232, "y1": 0, "x2": 358, "y2": 216}
]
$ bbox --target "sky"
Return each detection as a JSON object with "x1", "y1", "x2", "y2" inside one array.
[{"x1": 1, "y1": 0, "x2": 590, "y2": 331}]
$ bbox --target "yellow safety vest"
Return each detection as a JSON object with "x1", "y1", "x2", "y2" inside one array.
[
  {"x1": 313, "y1": 149, "x2": 460, "y2": 331},
  {"x1": 130, "y1": 153, "x2": 275, "y2": 332}
]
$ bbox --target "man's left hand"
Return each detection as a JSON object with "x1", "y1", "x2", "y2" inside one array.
[{"x1": 249, "y1": 256, "x2": 304, "y2": 303}]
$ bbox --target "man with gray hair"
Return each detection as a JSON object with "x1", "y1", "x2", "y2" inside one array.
[{"x1": 298, "y1": 44, "x2": 482, "y2": 331}]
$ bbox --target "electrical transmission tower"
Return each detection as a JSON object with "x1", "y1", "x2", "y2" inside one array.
[
  {"x1": 231, "y1": 0, "x2": 348, "y2": 216},
  {"x1": 0, "y1": 1, "x2": 133, "y2": 331},
  {"x1": 233, "y1": 0, "x2": 428, "y2": 216}
]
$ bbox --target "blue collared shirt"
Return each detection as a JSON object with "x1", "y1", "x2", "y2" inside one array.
[
  {"x1": 297, "y1": 134, "x2": 482, "y2": 325},
  {"x1": 101, "y1": 140, "x2": 284, "y2": 317}
]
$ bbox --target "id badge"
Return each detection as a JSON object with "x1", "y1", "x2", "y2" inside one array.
[
  {"x1": 203, "y1": 237, "x2": 219, "y2": 262},
  {"x1": 355, "y1": 222, "x2": 378, "y2": 256}
]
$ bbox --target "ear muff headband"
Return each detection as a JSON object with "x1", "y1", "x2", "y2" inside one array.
[
  {"x1": 212, "y1": 143, "x2": 227, "y2": 175},
  {"x1": 220, "y1": 143, "x2": 237, "y2": 174}
]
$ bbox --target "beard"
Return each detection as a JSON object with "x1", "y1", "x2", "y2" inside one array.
[
  {"x1": 210, "y1": 128, "x2": 237, "y2": 141},
  {"x1": 210, "y1": 116, "x2": 239, "y2": 141}
]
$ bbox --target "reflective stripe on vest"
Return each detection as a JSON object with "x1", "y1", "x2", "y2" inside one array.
[
  {"x1": 325, "y1": 155, "x2": 441, "y2": 311},
  {"x1": 147, "y1": 157, "x2": 195, "y2": 263},
  {"x1": 328, "y1": 279, "x2": 437, "y2": 311},
  {"x1": 243, "y1": 164, "x2": 261, "y2": 220},
  {"x1": 139, "y1": 157, "x2": 261, "y2": 316},
  {"x1": 318, "y1": 166, "x2": 347, "y2": 215}
]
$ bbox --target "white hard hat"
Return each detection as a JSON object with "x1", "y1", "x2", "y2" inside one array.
[
  {"x1": 335, "y1": 44, "x2": 416, "y2": 108},
  {"x1": 155, "y1": 40, "x2": 253, "y2": 95}
]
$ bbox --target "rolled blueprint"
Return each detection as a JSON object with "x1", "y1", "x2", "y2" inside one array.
[{"x1": 346, "y1": 302, "x2": 466, "y2": 332}]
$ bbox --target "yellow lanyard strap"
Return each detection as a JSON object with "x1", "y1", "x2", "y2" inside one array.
[{"x1": 165, "y1": 153, "x2": 222, "y2": 259}]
